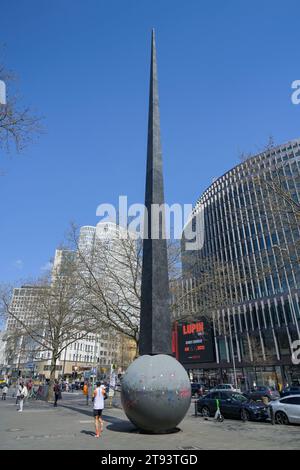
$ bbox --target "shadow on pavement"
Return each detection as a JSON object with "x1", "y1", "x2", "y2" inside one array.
[
  {"x1": 80, "y1": 430, "x2": 95, "y2": 436},
  {"x1": 104, "y1": 416, "x2": 136, "y2": 434},
  {"x1": 59, "y1": 404, "x2": 136, "y2": 433},
  {"x1": 59, "y1": 404, "x2": 93, "y2": 417}
]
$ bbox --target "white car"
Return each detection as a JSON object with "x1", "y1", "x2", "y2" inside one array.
[
  {"x1": 211, "y1": 384, "x2": 241, "y2": 393},
  {"x1": 270, "y1": 395, "x2": 300, "y2": 425}
]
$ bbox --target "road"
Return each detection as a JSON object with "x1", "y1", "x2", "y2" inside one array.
[{"x1": 0, "y1": 391, "x2": 299, "y2": 450}]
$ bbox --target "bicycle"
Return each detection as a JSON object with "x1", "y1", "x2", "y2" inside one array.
[{"x1": 27, "y1": 389, "x2": 38, "y2": 400}]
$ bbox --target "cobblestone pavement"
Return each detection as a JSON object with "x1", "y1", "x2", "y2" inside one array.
[{"x1": 0, "y1": 393, "x2": 299, "y2": 450}]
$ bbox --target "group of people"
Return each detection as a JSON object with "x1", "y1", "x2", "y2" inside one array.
[
  {"x1": 2, "y1": 376, "x2": 111, "y2": 439},
  {"x1": 1, "y1": 379, "x2": 36, "y2": 409}
]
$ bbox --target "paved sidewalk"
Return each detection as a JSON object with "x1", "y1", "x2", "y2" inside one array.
[{"x1": 0, "y1": 394, "x2": 300, "y2": 450}]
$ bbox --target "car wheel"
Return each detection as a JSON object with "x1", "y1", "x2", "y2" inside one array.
[
  {"x1": 201, "y1": 406, "x2": 211, "y2": 418},
  {"x1": 241, "y1": 409, "x2": 250, "y2": 421},
  {"x1": 275, "y1": 411, "x2": 289, "y2": 425}
]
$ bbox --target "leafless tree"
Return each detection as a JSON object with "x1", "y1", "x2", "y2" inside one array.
[
  {"x1": 0, "y1": 269, "x2": 97, "y2": 400},
  {"x1": 0, "y1": 52, "x2": 42, "y2": 156},
  {"x1": 171, "y1": 253, "x2": 243, "y2": 323},
  {"x1": 66, "y1": 224, "x2": 195, "y2": 354},
  {"x1": 66, "y1": 224, "x2": 141, "y2": 352}
]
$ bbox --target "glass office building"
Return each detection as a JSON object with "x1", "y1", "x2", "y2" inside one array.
[{"x1": 181, "y1": 139, "x2": 300, "y2": 389}]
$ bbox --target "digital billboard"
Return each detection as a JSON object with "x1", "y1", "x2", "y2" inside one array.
[{"x1": 177, "y1": 319, "x2": 215, "y2": 364}]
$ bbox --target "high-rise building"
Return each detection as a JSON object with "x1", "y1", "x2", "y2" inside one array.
[
  {"x1": 179, "y1": 139, "x2": 300, "y2": 388},
  {"x1": 52, "y1": 249, "x2": 76, "y2": 278},
  {"x1": 5, "y1": 285, "x2": 49, "y2": 372}
]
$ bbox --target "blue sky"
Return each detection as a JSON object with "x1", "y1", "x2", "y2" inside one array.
[{"x1": 1, "y1": 0, "x2": 300, "y2": 285}]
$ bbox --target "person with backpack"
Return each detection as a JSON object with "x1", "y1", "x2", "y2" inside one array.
[
  {"x1": 18, "y1": 383, "x2": 28, "y2": 412},
  {"x1": 53, "y1": 380, "x2": 61, "y2": 407},
  {"x1": 92, "y1": 381, "x2": 107, "y2": 438}
]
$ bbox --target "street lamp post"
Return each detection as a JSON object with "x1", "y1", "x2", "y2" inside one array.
[
  {"x1": 91, "y1": 335, "x2": 99, "y2": 392},
  {"x1": 228, "y1": 308, "x2": 238, "y2": 390}
]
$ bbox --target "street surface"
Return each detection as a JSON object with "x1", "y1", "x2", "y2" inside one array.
[{"x1": 0, "y1": 391, "x2": 299, "y2": 450}]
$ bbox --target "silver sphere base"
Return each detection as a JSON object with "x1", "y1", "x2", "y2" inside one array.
[{"x1": 121, "y1": 354, "x2": 191, "y2": 433}]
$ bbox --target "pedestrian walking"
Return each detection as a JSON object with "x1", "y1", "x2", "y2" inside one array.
[
  {"x1": 92, "y1": 381, "x2": 106, "y2": 438},
  {"x1": 18, "y1": 383, "x2": 28, "y2": 412},
  {"x1": 27, "y1": 380, "x2": 33, "y2": 393},
  {"x1": 53, "y1": 380, "x2": 61, "y2": 407},
  {"x1": 108, "y1": 372, "x2": 116, "y2": 408},
  {"x1": 16, "y1": 383, "x2": 22, "y2": 405},
  {"x1": 108, "y1": 385, "x2": 115, "y2": 408},
  {"x1": 2, "y1": 384, "x2": 8, "y2": 400},
  {"x1": 83, "y1": 381, "x2": 89, "y2": 405}
]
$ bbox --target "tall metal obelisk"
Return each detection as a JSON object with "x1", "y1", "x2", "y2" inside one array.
[
  {"x1": 121, "y1": 31, "x2": 191, "y2": 433},
  {"x1": 139, "y1": 29, "x2": 172, "y2": 356}
]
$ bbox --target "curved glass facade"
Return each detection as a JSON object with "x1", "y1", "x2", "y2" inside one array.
[{"x1": 181, "y1": 139, "x2": 300, "y2": 388}]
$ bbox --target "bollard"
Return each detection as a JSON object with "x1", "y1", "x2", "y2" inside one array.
[
  {"x1": 194, "y1": 399, "x2": 198, "y2": 417},
  {"x1": 269, "y1": 404, "x2": 275, "y2": 425}
]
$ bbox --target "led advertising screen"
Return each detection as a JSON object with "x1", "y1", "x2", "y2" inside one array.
[{"x1": 177, "y1": 319, "x2": 215, "y2": 364}]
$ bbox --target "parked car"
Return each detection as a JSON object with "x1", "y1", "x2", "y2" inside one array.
[
  {"x1": 280, "y1": 385, "x2": 300, "y2": 398},
  {"x1": 210, "y1": 384, "x2": 241, "y2": 393},
  {"x1": 197, "y1": 391, "x2": 269, "y2": 421},
  {"x1": 270, "y1": 395, "x2": 300, "y2": 425},
  {"x1": 244, "y1": 386, "x2": 280, "y2": 402}
]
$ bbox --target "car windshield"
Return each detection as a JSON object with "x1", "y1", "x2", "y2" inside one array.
[{"x1": 231, "y1": 393, "x2": 247, "y2": 402}]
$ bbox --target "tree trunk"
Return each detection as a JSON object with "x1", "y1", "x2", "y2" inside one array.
[{"x1": 47, "y1": 354, "x2": 58, "y2": 402}]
